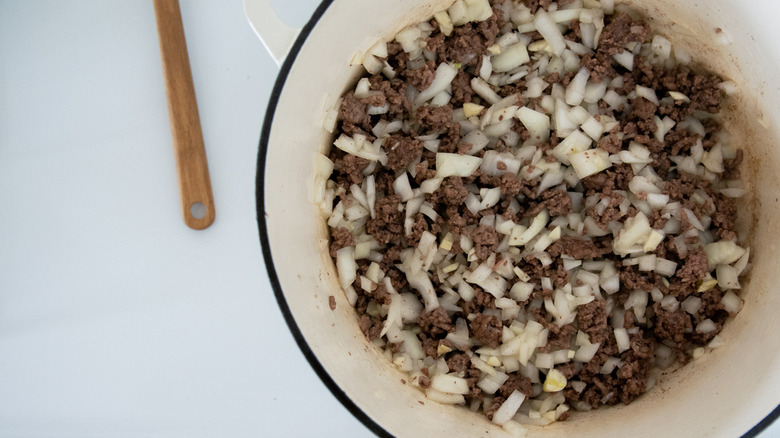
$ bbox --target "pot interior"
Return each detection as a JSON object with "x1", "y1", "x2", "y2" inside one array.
[{"x1": 259, "y1": 0, "x2": 780, "y2": 436}]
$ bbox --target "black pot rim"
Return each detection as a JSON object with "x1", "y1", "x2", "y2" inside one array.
[{"x1": 254, "y1": 1, "x2": 780, "y2": 437}]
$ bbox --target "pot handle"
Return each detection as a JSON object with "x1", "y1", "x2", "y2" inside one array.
[{"x1": 243, "y1": 0, "x2": 300, "y2": 66}]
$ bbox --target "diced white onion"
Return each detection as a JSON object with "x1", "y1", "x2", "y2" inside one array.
[
  {"x1": 565, "y1": 68, "x2": 590, "y2": 106},
  {"x1": 534, "y1": 10, "x2": 567, "y2": 56},
  {"x1": 471, "y1": 77, "x2": 502, "y2": 104},
  {"x1": 492, "y1": 42, "x2": 531, "y2": 72},
  {"x1": 336, "y1": 247, "x2": 357, "y2": 290},
  {"x1": 492, "y1": 390, "x2": 527, "y2": 425},
  {"x1": 681, "y1": 296, "x2": 702, "y2": 315},
  {"x1": 435, "y1": 153, "x2": 483, "y2": 178},
  {"x1": 432, "y1": 374, "x2": 470, "y2": 395},
  {"x1": 552, "y1": 130, "x2": 592, "y2": 165},
  {"x1": 696, "y1": 319, "x2": 717, "y2": 334},
  {"x1": 614, "y1": 328, "x2": 630, "y2": 353},
  {"x1": 569, "y1": 148, "x2": 612, "y2": 179},
  {"x1": 415, "y1": 63, "x2": 459, "y2": 105},
  {"x1": 721, "y1": 290, "x2": 742, "y2": 314}
]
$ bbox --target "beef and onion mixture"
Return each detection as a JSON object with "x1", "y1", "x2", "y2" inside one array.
[{"x1": 314, "y1": 0, "x2": 750, "y2": 431}]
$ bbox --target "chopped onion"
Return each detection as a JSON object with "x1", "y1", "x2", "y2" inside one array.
[
  {"x1": 716, "y1": 264, "x2": 740, "y2": 289},
  {"x1": 613, "y1": 50, "x2": 634, "y2": 71},
  {"x1": 681, "y1": 296, "x2": 702, "y2": 315},
  {"x1": 655, "y1": 258, "x2": 678, "y2": 276},
  {"x1": 613, "y1": 211, "x2": 651, "y2": 255},
  {"x1": 602, "y1": 89, "x2": 627, "y2": 110},
  {"x1": 336, "y1": 247, "x2": 357, "y2": 290},
  {"x1": 510, "y1": 281, "x2": 535, "y2": 302},
  {"x1": 415, "y1": 63, "x2": 459, "y2": 105},
  {"x1": 481, "y1": 150, "x2": 522, "y2": 176},
  {"x1": 565, "y1": 68, "x2": 590, "y2": 106},
  {"x1": 393, "y1": 173, "x2": 414, "y2": 202},
  {"x1": 734, "y1": 248, "x2": 750, "y2": 275},
  {"x1": 478, "y1": 370, "x2": 510, "y2": 394},
  {"x1": 661, "y1": 295, "x2": 679, "y2": 312},
  {"x1": 524, "y1": 76, "x2": 550, "y2": 99},
  {"x1": 471, "y1": 77, "x2": 502, "y2": 104},
  {"x1": 492, "y1": 42, "x2": 531, "y2": 72},
  {"x1": 705, "y1": 240, "x2": 746, "y2": 267},
  {"x1": 702, "y1": 144, "x2": 724, "y2": 173},
  {"x1": 534, "y1": 10, "x2": 567, "y2": 56},
  {"x1": 510, "y1": 209, "x2": 550, "y2": 246},
  {"x1": 629, "y1": 175, "x2": 663, "y2": 195},
  {"x1": 721, "y1": 290, "x2": 742, "y2": 314},
  {"x1": 696, "y1": 319, "x2": 717, "y2": 334},
  {"x1": 635, "y1": 86, "x2": 659, "y2": 106},
  {"x1": 432, "y1": 374, "x2": 470, "y2": 395},
  {"x1": 600, "y1": 357, "x2": 621, "y2": 374},
  {"x1": 516, "y1": 107, "x2": 551, "y2": 144},
  {"x1": 569, "y1": 148, "x2": 612, "y2": 179},
  {"x1": 583, "y1": 80, "x2": 607, "y2": 103},
  {"x1": 492, "y1": 390, "x2": 527, "y2": 425},
  {"x1": 434, "y1": 10, "x2": 454, "y2": 36},
  {"x1": 581, "y1": 116, "x2": 605, "y2": 140},
  {"x1": 435, "y1": 153, "x2": 483, "y2": 177},
  {"x1": 574, "y1": 341, "x2": 600, "y2": 362},
  {"x1": 461, "y1": 130, "x2": 490, "y2": 154},
  {"x1": 614, "y1": 328, "x2": 630, "y2": 353},
  {"x1": 426, "y1": 388, "x2": 466, "y2": 405},
  {"x1": 552, "y1": 130, "x2": 592, "y2": 165}
]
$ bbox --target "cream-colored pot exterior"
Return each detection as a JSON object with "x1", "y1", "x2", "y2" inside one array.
[{"x1": 254, "y1": 1, "x2": 780, "y2": 436}]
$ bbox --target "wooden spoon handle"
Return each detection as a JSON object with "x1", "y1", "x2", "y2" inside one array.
[{"x1": 153, "y1": 0, "x2": 215, "y2": 230}]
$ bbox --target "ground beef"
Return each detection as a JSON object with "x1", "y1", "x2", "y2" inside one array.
[
  {"x1": 675, "y1": 246, "x2": 709, "y2": 287},
  {"x1": 367, "y1": 195, "x2": 404, "y2": 245},
  {"x1": 416, "y1": 104, "x2": 454, "y2": 132},
  {"x1": 329, "y1": 227, "x2": 354, "y2": 258},
  {"x1": 429, "y1": 8, "x2": 503, "y2": 67},
  {"x1": 369, "y1": 76, "x2": 410, "y2": 117},
  {"x1": 555, "y1": 236, "x2": 603, "y2": 260},
  {"x1": 540, "y1": 323, "x2": 577, "y2": 352},
  {"x1": 585, "y1": 192, "x2": 625, "y2": 230},
  {"x1": 581, "y1": 164, "x2": 634, "y2": 194},
  {"x1": 619, "y1": 266, "x2": 656, "y2": 292},
  {"x1": 404, "y1": 60, "x2": 437, "y2": 91},
  {"x1": 497, "y1": 374, "x2": 534, "y2": 398},
  {"x1": 359, "y1": 314, "x2": 383, "y2": 340},
  {"x1": 447, "y1": 353, "x2": 472, "y2": 373},
  {"x1": 418, "y1": 307, "x2": 454, "y2": 338},
  {"x1": 472, "y1": 225, "x2": 499, "y2": 260},
  {"x1": 385, "y1": 135, "x2": 424, "y2": 172},
  {"x1": 577, "y1": 300, "x2": 611, "y2": 344},
  {"x1": 599, "y1": 12, "x2": 652, "y2": 57},
  {"x1": 439, "y1": 177, "x2": 469, "y2": 205},
  {"x1": 711, "y1": 193, "x2": 737, "y2": 240},
  {"x1": 339, "y1": 91, "x2": 370, "y2": 132},
  {"x1": 652, "y1": 303, "x2": 692, "y2": 345},
  {"x1": 597, "y1": 126, "x2": 622, "y2": 154},
  {"x1": 524, "y1": 189, "x2": 573, "y2": 217},
  {"x1": 498, "y1": 173, "x2": 524, "y2": 196},
  {"x1": 470, "y1": 313, "x2": 503, "y2": 348}
]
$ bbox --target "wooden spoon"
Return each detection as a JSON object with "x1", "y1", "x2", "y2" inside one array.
[{"x1": 153, "y1": 0, "x2": 215, "y2": 230}]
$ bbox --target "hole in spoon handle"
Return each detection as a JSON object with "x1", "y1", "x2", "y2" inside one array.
[{"x1": 154, "y1": 0, "x2": 216, "y2": 230}]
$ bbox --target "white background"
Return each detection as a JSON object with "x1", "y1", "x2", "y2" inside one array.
[{"x1": 0, "y1": 1, "x2": 777, "y2": 437}]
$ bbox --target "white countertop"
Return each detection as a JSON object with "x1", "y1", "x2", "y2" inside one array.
[{"x1": 0, "y1": 1, "x2": 777, "y2": 437}]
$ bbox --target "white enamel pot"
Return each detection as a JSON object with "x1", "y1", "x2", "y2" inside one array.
[{"x1": 249, "y1": 1, "x2": 780, "y2": 436}]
